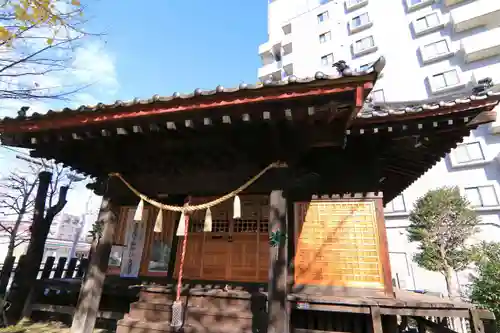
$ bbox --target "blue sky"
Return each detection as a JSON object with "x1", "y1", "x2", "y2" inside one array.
[
  {"x1": 85, "y1": 0, "x2": 268, "y2": 102},
  {"x1": 0, "y1": 1, "x2": 269, "y2": 219}
]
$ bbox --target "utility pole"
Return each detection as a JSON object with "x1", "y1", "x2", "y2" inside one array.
[{"x1": 68, "y1": 194, "x2": 92, "y2": 259}]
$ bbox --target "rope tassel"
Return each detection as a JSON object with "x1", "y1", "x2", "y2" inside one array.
[
  {"x1": 204, "y1": 207, "x2": 212, "y2": 232},
  {"x1": 176, "y1": 211, "x2": 186, "y2": 236},
  {"x1": 154, "y1": 209, "x2": 163, "y2": 233},
  {"x1": 233, "y1": 195, "x2": 241, "y2": 219},
  {"x1": 108, "y1": 162, "x2": 287, "y2": 213},
  {"x1": 133, "y1": 199, "x2": 144, "y2": 222}
]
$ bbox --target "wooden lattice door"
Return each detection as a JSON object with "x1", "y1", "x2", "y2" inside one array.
[
  {"x1": 200, "y1": 201, "x2": 231, "y2": 280},
  {"x1": 174, "y1": 195, "x2": 269, "y2": 282},
  {"x1": 173, "y1": 210, "x2": 204, "y2": 279},
  {"x1": 229, "y1": 195, "x2": 269, "y2": 282}
]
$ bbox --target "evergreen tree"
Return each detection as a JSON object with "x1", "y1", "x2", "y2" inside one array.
[
  {"x1": 407, "y1": 186, "x2": 479, "y2": 297},
  {"x1": 470, "y1": 242, "x2": 500, "y2": 332}
]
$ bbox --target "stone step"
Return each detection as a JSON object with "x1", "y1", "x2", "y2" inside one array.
[
  {"x1": 139, "y1": 287, "x2": 176, "y2": 303},
  {"x1": 138, "y1": 288, "x2": 265, "y2": 313},
  {"x1": 128, "y1": 302, "x2": 172, "y2": 322},
  {"x1": 131, "y1": 301, "x2": 174, "y2": 311},
  {"x1": 117, "y1": 315, "x2": 255, "y2": 333},
  {"x1": 127, "y1": 301, "x2": 257, "y2": 322},
  {"x1": 116, "y1": 316, "x2": 192, "y2": 333}
]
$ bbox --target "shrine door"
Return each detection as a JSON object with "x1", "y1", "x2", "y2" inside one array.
[{"x1": 174, "y1": 195, "x2": 269, "y2": 282}]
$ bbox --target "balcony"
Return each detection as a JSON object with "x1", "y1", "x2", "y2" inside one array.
[
  {"x1": 462, "y1": 27, "x2": 500, "y2": 63},
  {"x1": 444, "y1": 0, "x2": 467, "y2": 6},
  {"x1": 345, "y1": 0, "x2": 368, "y2": 12},
  {"x1": 258, "y1": 41, "x2": 277, "y2": 56},
  {"x1": 281, "y1": 51, "x2": 293, "y2": 69},
  {"x1": 451, "y1": 0, "x2": 500, "y2": 32},
  {"x1": 258, "y1": 61, "x2": 283, "y2": 81},
  {"x1": 352, "y1": 36, "x2": 377, "y2": 57}
]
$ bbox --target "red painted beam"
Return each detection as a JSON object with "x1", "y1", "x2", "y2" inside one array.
[{"x1": 0, "y1": 84, "x2": 367, "y2": 134}]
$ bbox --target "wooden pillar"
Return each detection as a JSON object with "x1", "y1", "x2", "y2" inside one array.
[
  {"x1": 267, "y1": 190, "x2": 289, "y2": 333},
  {"x1": 71, "y1": 185, "x2": 119, "y2": 333},
  {"x1": 370, "y1": 306, "x2": 383, "y2": 333},
  {"x1": 470, "y1": 310, "x2": 486, "y2": 333},
  {"x1": 6, "y1": 171, "x2": 52, "y2": 323}
]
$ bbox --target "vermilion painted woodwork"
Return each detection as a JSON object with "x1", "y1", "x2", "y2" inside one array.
[{"x1": 0, "y1": 83, "x2": 373, "y2": 134}]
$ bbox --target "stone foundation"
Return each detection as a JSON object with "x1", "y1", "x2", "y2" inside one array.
[{"x1": 116, "y1": 286, "x2": 267, "y2": 333}]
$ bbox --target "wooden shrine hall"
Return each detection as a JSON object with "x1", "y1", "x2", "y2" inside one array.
[{"x1": 0, "y1": 57, "x2": 499, "y2": 333}]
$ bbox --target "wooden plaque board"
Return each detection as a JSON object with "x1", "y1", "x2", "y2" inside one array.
[{"x1": 294, "y1": 200, "x2": 389, "y2": 291}]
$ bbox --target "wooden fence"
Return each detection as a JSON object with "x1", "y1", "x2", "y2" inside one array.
[
  {"x1": 0, "y1": 255, "x2": 89, "y2": 296},
  {"x1": 0, "y1": 255, "x2": 139, "y2": 330}
]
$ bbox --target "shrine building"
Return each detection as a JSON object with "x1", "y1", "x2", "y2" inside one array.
[{"x1": 0, "y1": 57, "x2": 498, "y2": 333}]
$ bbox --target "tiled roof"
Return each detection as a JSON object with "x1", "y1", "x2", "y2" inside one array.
[
  {"x1": 358, "y1": 86, "x2": 500, "y2": 119},
  {"x1": 0, "y1": 57, "x2": 386, "y2": 123}
]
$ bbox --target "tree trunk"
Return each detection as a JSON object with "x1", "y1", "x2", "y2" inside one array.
[
  {"x1": 6, "y1": 171, "x2": 53, "y2": 324},
  {"x1": 444, "y1": 266, "x2": 455, "y2": 298},
  {"x1": 5, "y1": 239, "x2": 15, "y2": 260}
]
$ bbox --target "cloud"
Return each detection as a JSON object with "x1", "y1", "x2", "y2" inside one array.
[
  {"x1": 0, "y1": 39, "x2": 118, "y2": 117},
  {"x1": 0, "y1": 37, "x2": 119, "y2": 221},
  {"x1": 69, "y1": 42, "x2": 119, "y2": 106}
]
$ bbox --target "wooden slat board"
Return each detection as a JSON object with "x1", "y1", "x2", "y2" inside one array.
[
  {"x1": 174, "y1": 195, "x2": 269, "y2": 282},
  {"x1": 294, "y1": 200, "x2": 385, "y2": 289}
]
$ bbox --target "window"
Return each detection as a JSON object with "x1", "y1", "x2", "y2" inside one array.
[
  {"x1": 414, "y1": 13, "x2": 440, "y2": 33},
  {"x1": 432, "y1": 70, "x2": 460, "y2": 90},
  {"x1": 274, "y1": 51, "x2": 282, "y2": 62},
  {"x1": 371, "y1": 89, "x2": 385, "y2": 102},
  {"x1": 454, "y1": 142, "x2": 485, "y2": 164},
  {"x1": 319, "y1": 31, "x2": 331, "y2": 43},
  {"x1": 407, "y1": 0, "x2": 433, "y2": 9},
  {"x1": 282, "y1": 42, "x2": 293, "y2": 56},
  {"x1": 318, "y1": 11, "x2": 329, "y2": 23},
  {"x1": 354, "y1": 36, "x2": 375, "y2": 52},
  {"x1": 465, "y1": 186, "x2": 499, "y2": 208},
  {"x1": 108, "y1": 245, "x2": 124, "y2": 267},
  {"x1": 282, "y1": 23, "x2": 292, "y2": 35},
  {"x1": 347, "y1": 0, "x2": 367, "y2": 7},
  {"x1": 148, "y1": 239, "x2": 171, "y2": 273},
  {"x1": 351, "y1": 13, "x2": 370, "y2": 28},
  {"x1": 321, "y1": 53, "x2": 334, "y2": 66},
  {"x1": 423, "y1": 40, "x2": 450, "y2": 60},
  {"x1": 75, "y1": 251, "x2": 89, "y2": 259},
  {"x1": 360, "y1": 63, "x2": 371, "y2": 71},
  {"x1": 384, "y1": 195, "x2": 406, "y2": 213}
]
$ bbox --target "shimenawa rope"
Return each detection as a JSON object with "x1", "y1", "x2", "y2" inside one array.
[
  {"x1": 108, "y1": 161, "x2": 287, "y2": 328},
  {"x1": 108, "y1": 161, "x2": 287, "y2": 212}
]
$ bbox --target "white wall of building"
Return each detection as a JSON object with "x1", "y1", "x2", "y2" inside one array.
[{"x1": 260, "y1": 0, "x2": 500, "y2": 296}]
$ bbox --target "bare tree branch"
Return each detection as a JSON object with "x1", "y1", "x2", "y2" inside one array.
[
  {"x1": 0, "y1": 0, "x2": 103, "y2": 105},
  {"x1": 0, "y1": 157, "x2": 80, "y2": 258}
]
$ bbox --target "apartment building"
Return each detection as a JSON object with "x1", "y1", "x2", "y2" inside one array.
[{"x1": 258, "y1": 0, "x2": 500, "y2": 296}]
